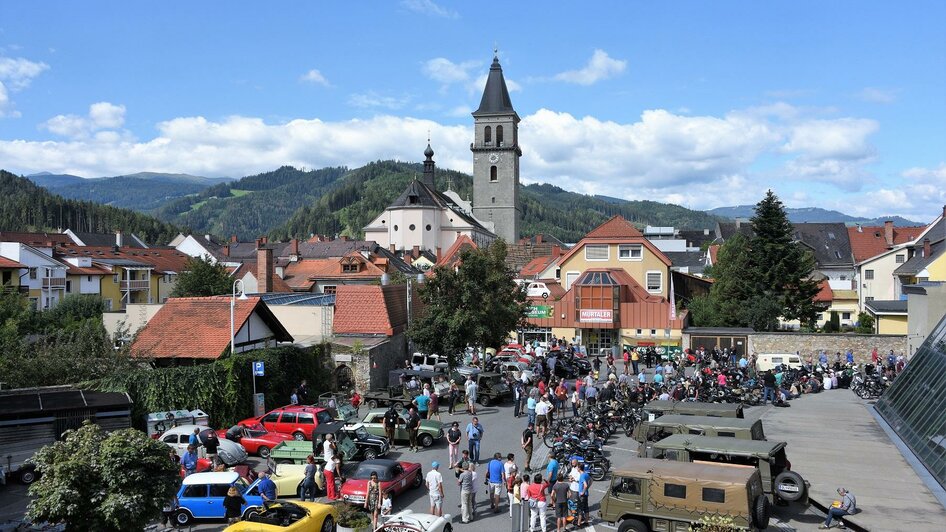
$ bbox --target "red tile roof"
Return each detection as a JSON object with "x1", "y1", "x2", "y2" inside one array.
[
  {"x1": 333, "y1": 285, "x2": 410, "y2": 336},
  {"x1": 232, "y1": 259, "x2": 293, "y2": 292},
  {"x1": 0, "y1": 257, "x2": 26, "y2": 269},
  {"x1": 847, "y1": 225, "x2": 926, "y2": 263},
  {"x1": 708, "y1": 245, "x2": 720, "y2": 265},
  {"x1": 132, "y1": 296, "x2": 292, "y2": 360},
  {"x1": 585, "y1": 216, "x2": 643, "y2": 239},
  {"x1": 519, "y1": 255, "x2": 557, "y2": 278},
  {"x1": 282, "y1": 256, "x2": 384, "y2": 291},
  {"x1": 814, "y1": 280, "x2": 833, "y2": 303},
  {"x1": 56, "y1": 246, "x2": 191, "y2": 273},
  {"x1": 435, "y1": 235, "x2": 477, "y2": 268},
  {"x1": 0, "y1": 232, "x2": 72, "y2": 246}
]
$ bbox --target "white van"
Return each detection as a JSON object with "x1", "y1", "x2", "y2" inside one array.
[
  {"x1": 756, "y1": 353, "x2": 803, "y2": 372},
  {"x1": 410, "y1": 352, "x2": 448, "y2": 371}
]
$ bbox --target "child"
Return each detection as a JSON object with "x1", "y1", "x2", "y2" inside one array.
[{"x1": 380, "y1": 491, "x2": 392, "y2": 517}]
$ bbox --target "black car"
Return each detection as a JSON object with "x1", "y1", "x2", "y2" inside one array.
[{"x1": 343, "y1": 423, "x2": 391, "y2": 460}]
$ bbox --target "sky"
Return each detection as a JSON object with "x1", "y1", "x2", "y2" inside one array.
[{"x1": 1, "y1": 1, "x2": 944, "y2": 221}]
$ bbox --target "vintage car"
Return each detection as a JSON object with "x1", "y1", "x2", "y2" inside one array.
[
  {"x1": 239, "y1": 405, "x2": 336, "y2": 441},
  {"x1": 223, "y1": 500, "x2": 338, "y2": 532},
  {"x1": 218, "y1": 423, "x2": 294, "y2": 458},
  {"x1": 359, "y1": 409, "x2": 443, "y2": 448},
  {"x1": 340, "y1": 459, "x2": 423, "y2": 505},
  {"x1": 158, "y1": 424, "x2": 248, "y2": 466},
  {"x1": 173, "y1": 471, "x2": 264, "y2": 526},
  {"x1": 377, "y1": 509, "x2": 454, "y2": 532}
]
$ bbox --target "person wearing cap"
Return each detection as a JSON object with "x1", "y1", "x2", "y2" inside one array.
[
  {"x1": 426, "y1": 461, "x2": 444, "y2": 516},
  {"x1": 821, "y1": 487, "x2": 856, "y2": 529}
]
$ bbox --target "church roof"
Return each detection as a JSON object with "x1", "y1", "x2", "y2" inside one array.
[
  {"x1": 387, "y1": 179, "x2": 494, "y2": 235},
  {"x1": 472, "y1": 55, "x2": 517, "y2": 118}
]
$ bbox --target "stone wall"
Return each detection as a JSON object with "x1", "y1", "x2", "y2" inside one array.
[
  {"x1": 747, "y1": 332, "x2": 907, "y2": 364},
  {"x1": 332, "y1": 333, "x2": 408, "y2": 393}
]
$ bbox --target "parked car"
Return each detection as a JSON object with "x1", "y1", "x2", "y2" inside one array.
[
  {"x1": 173, "y1": 471, "x2": 263, "y2": 526},
  {"x1": 495, "y1": 361, "x2": 535, "y2": 384},
  {"x1": 340, "y1": 459, "x2": 423, "y2": 504},
  {"x1": 343, "y1": 422, "x2": 391, "y2": 460},
  {"x1": 159, "y1": 424, "x2": 248, "y2": 466},
  {"x1": 450, "y1": 368, "x2": 513, "y2": 406},
  {"x1": 359, "y1": 409, "x2": 443, "y2": 448},
  {"x1": 410, "y1": 352, "x2": 449, "y2": 372},
  {"x1": 525, "y1": 282, "x2": 550, "y2": 299},
  {"x1": 377, "y1": 509, "x2": 453, "y2": 532},
  {"x1": 252, "y1": 461, "x2": 309, "y2": 498},
  {"x1": 223, "y1": 500, "x2": 338, "y2": 532},
  {"x1": 219, "y1": 423, "x2": 293, "y2": 459},
  {"x1": 239, "y1": 405, "x2": 335, "y2": 441}
]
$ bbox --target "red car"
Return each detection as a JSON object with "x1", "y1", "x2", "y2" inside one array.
[
  {"x1": 217, "y1": 423, "x2": 294, "y2": 458},
  {"x1": 340, "y1": 459, "x2": 423, "y2": 505},
  {"x1": 238, "y1": 405, "x2": 335, "y2": 441}
]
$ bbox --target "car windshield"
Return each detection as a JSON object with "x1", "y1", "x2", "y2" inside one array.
[
  {"x1": 235, "y1": 478, "x2": 249, "y2": 493},
  {"x1": 351, "y1": 463, "x2": 395, "y2": 481},
  {"x1": 316, "y1": 411, "x2": 334, "y2": 424},
  {"x1": 351, "y1": 426, "x2": 371, "y2": 439}
]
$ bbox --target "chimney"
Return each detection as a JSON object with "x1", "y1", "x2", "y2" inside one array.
[
  {"x1": 257, "y1": 247, "x2": 273, "y2": 293},
  {"x1": 436, "y1": 247, "x2": 442, "y2": 261},
  {"x1": 255, "y1": 237, "x2": 263, "y2": 249},
  {"x1": 230, "y1": 235, "x2": 238, "y2": 243},
  {"x1": 412, "y1": 245, "x2": 420, "y2": 259},
  {"x1": 884, "y1": 220, "x2": 894, "y2": 245},
  {"x1": 924, "y1": 238, "x2": 931, "y2": 258},
  {"x1": 389, "y1": 244, "x2": 396, "y2": 253},
  {"x1": 115, "y1": 231, "x2": 123, "y2": 247},
  {"x1": 290, "y1": 238, "x2": 299, "y2": 257},
  {"x1": 222, "y1": 245, "x2": 230, "y2": 257},
  {"x1": 552, "y1": 245, "x2": 561, "y2": 257},
  {"x1": 261, "y1": 236, "x2": 268, "y2": 244},
  {"x1": 535, "y1": 234, "x2": 543, "y2": 244}
]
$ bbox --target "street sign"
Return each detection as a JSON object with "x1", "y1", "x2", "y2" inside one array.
[{"x1": 253, "y1": 361, "x2": 265, "y2": 377}]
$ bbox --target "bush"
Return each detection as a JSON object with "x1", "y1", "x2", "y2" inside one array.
[
  {"x1": 688, "y1": 514, "x2": 739, "y2": 531},
  {"x1": 331, "y1": 501, "x2": 372, "y2": 528}
]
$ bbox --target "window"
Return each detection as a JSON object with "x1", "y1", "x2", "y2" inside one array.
[
  {"x1": 279, "y1": 412, "x2": 297, "y2": 424},
  {"x1": 496, "y1": 125, "x2": 504, "y2": 146},
  {"x1": 262, "y1": 413, "x2": 280, "y2": 424},
  {"x1": 113, "y1": 274, "x2": 119, "y2": 283},
  {"x1": 323, "y1": 285, "x2": 337, "y2": 294},
  {"x1": 409, "y1": 224, "x2": 416, "y2": 231},
  {"x1": 842, "y1": 312, "x2": 852, "y2": 320},
  {"x1": 87, "y1": 275, "x2": 92, "y2": 282},
  {"x1": 103, "y1": 299, "x2": 112, "y2": 311},
  {"x1": 394, "y1": 225, "x2": 399, "y2": 231},
  {"x1": 636, "y1": 329, "x2": 642, "y2": 336},
  {"x1": 717, "y1": 431, "x2": 736, "y2": 438},
  {"x1": 896, "y1": 254, "x2": 906, "y2": 264},
  {"x1": 491, "y1": 197, "x2": 495, "y2": 203},
  {"x1": 162, "y1": 435, "x2": 177, "y2": 444},
  {"x1": 425, "y1": 224, "x2": 431, "y2": 231},
  {"x1": 564, "y1": 272, "x2": 580, "y2": 291},
  {"x1": 342, "y1": 263, "x2": 359, "y2": 273},
  {"x1": 613, "y1": 477, "x2": 641, "y2": 495},
  {"x1": 209, "y1": 485, "x2": 231, "y2": 497},
  {"x1": 865, "y1": 269, "x2": 874, "y2": 280},
  {"x1": 29, "y1": 268, "x2": 37, "y2": 280},
  {"x1": 702, "y1": 487, "x2": 726, "y2": 503},
  {"x1": 650, "y1": 329, "x2": 657, "y2": 336},
  {"x1": 66, "y1": 280, "x2": 72, "y2": 292},
  {"x1": 618, "y1": 244, "x2": 643, "y2": 260},
  {"x1": 297, "y1": 414, "x2": 315, "y2": 425},
  {"x1": 866, "y1": 296, "x2": 874, "y2": 302},
  {"x1": 484, "y1": 125, "x2": 491, "y2": 144},
  {"x1": 816, "y1": 313, "x2": 824, "y2": 321},
  {"x1": 646, "y1": 271, "x2": 662, "y2": 292},
  {"x1": 664, "y1": 483, "x2": 687, "y2": 499},
  {"x1": 585, "y1": 245, "x2": 609, "y2": 261},
  {"x1": 490, "y1": 166, "x2": 498, "y2": 182},
  {"x1": 181, "y1": 485, "x2": 206, "y2": 498}
]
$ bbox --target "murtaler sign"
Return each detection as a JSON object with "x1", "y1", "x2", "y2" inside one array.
[{"x1": 579, "y1": 309, "x2": 613, "y2": 322}]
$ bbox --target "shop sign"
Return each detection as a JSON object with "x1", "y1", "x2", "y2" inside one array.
[
  {"x1": 579, "y1": 309, "x2": 613, "y2": 322},
  {"x1": 526, "y1": 305, "x2": 553, "y2": 319}
]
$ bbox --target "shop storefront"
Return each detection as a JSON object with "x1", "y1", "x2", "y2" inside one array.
[
  {"x1": 519, "y1": 327, "x2": 552, "y2": 347},
  {"x1": 581, "y1": 328, "x2": 615, "y2": 354}
]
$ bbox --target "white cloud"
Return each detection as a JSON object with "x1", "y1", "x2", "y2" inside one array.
[
  {"x1": 300, "y1": 69, "x2": 330, "y2": 87},
  {"x1": 348, "y1": 91, "x2": 411, "y2": 110},
  {"x1": 856, "y1": 87, "x2": 897, "y2": 104},
  {"x1": 400, "y1": 0, "x2": 458, "y2": 19},
  {"x1": 41, "y1": 101, "x2": 126, "y2": 139},
  {"x1": 554, "y1": 49, "x2": 626, "y2": 85},
  {"x1": 0, "y1": 55, "x2": 49, "y2": 117},
  {"x1": 447, "y1": 105, "x2": 472, "y2": 117},
  {"x1": 422, "y1": 58, "x2": 478, "y2": 84}
]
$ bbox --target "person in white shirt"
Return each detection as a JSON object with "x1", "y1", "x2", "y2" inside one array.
[
  {"x1": 568, "y1": 458, "x2": 581, "y2": 497},
  {"x1": 534, "y1": 397, "x2": 552, "y2": 437},
  {"x1": 426, "y1": 461, "x2": 444, "y2": 516}
]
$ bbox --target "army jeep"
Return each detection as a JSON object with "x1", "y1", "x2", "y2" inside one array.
[
  {"x1": 599, "y1": 457, "x2": 770, "y2": 531},
  {"x1": 633, "y1": 415, "x2": 766, "y2": 456}
]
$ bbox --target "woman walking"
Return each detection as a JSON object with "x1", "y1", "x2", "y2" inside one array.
[
  {"x1": 365, "y1": 471, "x2": 382, "y2": 530},
  {"x1": 447, "y1": 421, "x2": 462, "y2": 468},
  {"x1": 302, "y1": 455, "x2": 318, "y2": 501}
]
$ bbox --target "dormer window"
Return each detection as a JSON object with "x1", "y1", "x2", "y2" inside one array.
[
  {"x1": 342, "y1": 262, "x2": 360, "y2": 273},
  {"x1": 409, "y1": 195, "x2": 418, "y2": 205}
]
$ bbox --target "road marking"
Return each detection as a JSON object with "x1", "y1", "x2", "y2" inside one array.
[{"x1": 603, "y1": 445, "x2": 637, "y2": 452}]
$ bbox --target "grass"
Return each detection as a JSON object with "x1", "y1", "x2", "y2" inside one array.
[{"x1": 184, "y1": 189, "x2": 252, "y2": 212}]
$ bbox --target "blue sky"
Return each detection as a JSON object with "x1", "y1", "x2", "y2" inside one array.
[{"x1": 1, "y1": 1, "x2": 944, "y2": 221}]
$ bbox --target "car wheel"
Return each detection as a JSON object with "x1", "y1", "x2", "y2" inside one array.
[
  {"x1": 257, "y1": 446, "x2": 271, "y2": 459},
  {"x1": 293, "y1": 432, "x2": 307, "y2": 441},
  {"x1": 479, "y1": 396, "x2": 491, "y2": 407},
  {"x1": 412, "y1": 470, "x2": 424, "y2": 488},
  {"x1": 174, "y1": 510, "x2": 193, "y2": 526},
  {"x1": 774, "y1": 471, "x2": 806, "y2": 502},
  {"x1": 18, "y1": 467, "x2": 37, "y2": 485},
  {"x1": 320, "y1": 515, "x2": 335, "y2": 532},
  {"x1": 752, "y1": 494, "x2": 771, "y2": 529},
  {"x1": 364, "y1": 448, "x2": 379, "y2": 460},
  {"x1": 243, "y1": 507, "x2": 262, "y2": 521},
  {"x1": 618, "y1": 518, "x2": 647, "y2": 532},
  {"x1": 368, "y1": 400, "x2": 379, "y2": 409},
  {"x1": 419, "y1": 433, "x2": 434, "y2": 448}
]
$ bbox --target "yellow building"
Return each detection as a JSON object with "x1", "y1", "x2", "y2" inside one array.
[{"x1": 866, "y1": 300, "x2": 909, "y2": 335}]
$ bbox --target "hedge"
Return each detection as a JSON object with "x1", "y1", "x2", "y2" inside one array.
[{"x1": 94, "y1": 345, "x2": 332, "y2": 429}]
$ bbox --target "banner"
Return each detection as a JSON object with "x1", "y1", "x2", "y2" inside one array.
[
  {"x1": 526, "y1": 305, "x2": 553, "y2": 319},
  {"x1": 579, "y1": 309, "x2": 613, "y2": 322}
]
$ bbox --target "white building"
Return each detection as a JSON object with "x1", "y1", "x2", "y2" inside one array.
[{"x1": 0, "y1": 242, "x2": 68, "y2": 310}]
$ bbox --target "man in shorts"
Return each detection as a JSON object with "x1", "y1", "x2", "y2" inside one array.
[
  {"x1": 535, "y1": 396, "x2": 551, "y2": 437},
  {"x1": 551, "y1": 472, "x2": 570, "y2": 532},
  {"x1": 487, "y1": 452, "x2": 505, "y2": 513},
  {"x1": 576, "y1": 462, "x2": 591, "y2": 528},
  {"x1": 426, "y1": 461, "x2": 444, "y2": 517},
  {"x1": 521, "y1": 423, "x2": 535, "y2": 472}
]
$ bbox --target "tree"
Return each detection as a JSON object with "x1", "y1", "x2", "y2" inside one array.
[
  {"x1": 171, "y1": 255, "x2": 233, "y2": 297},
  {"x1": 408, "y1": 240, "x2": 529, "y2": 367},
  {"x1": 856, "y1": 311, "x2": 875, "y2": 333},
  {"x1": 28, "y1": 422, "x2": 179, "y2": 531}
]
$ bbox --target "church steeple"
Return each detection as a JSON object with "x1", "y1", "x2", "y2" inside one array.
[
  {"x1": 422, "y1": 139, "x2": 435, "y2": 188},
  {"x1": 472, "y1": 52, "x2": 518, "y2": 119}
]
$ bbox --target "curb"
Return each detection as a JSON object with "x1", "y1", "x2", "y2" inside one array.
[{"x1": 809, "y1": 496, "x2": 869, "y2": 532}]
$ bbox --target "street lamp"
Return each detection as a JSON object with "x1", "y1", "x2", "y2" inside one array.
[{"x1": 231, "y1": 279, "x2": 248, "y2": 355}]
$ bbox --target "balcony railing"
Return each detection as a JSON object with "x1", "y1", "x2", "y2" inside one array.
[
  {"x1": 2, "y1": 285, "x2": 29, "y2": 294},
  {"x1": 120, "y1": 280, "x2": 151, "y2": 291},
  {"x1": 42, "y1": 277, "x2": 66, "y2": 289}
]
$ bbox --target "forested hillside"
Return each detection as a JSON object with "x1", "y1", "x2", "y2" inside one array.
[{"x1": 0, "y1": 170, "x2": 182, "y2": 244}]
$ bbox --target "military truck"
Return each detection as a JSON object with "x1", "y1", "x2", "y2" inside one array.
[
  {"x1": 451, "y1": 367, "x2": 512, "y2": 406},
  {"x1": 645, "y1": 434, "x2": 809, "y2": 505},
  {"x1": 633, "y1": 415, "x2": 766, "y2": 456},
  {"x1": 642, "y1": 400, "x2": 744, "y2": 420},
  {"x1": 599, "y1": 457, "x2": 770, "y2": 531},
  {"x1": 361, "y1": 370, "x2": 446, "y2": 412}
]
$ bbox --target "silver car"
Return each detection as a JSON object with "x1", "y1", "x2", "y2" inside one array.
[{"x1": 158, "y1": 424, "x2": 248, "y2": 466}]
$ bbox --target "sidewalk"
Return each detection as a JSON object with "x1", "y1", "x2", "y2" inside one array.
[{"x1": 761, "y1": 389, "x2": 946, "y2": 531}]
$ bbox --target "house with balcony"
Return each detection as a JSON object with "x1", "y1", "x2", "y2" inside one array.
[
  {"x1": 0, "y1": 256, "x2": 27, "y2": 295},
  {"x1": 848, "y1": 221, "x2": 927, "y2": 309},
  {"x1": 0, "y1": 242, "x2": 69, "y2": 310}
]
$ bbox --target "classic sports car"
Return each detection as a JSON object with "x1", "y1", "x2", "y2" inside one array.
[
  {"x1": 223, "y1": 500, "x2": 338, "y2": 532},
  {"x1": 218, "y1": 423, "x2": 293, "y2": 458},
  {"x1": 378, "y1": 510, "x2": 454, "y2": 532},
  {"x1": 360, "y1": 409, "x2": 443, "y2": 447},
  {"x1": 340, "y1": 459, "x2": 423, "y2": 505},
  {"x1": 158, "y1": 424, "x2": 248, "y2": 466}
]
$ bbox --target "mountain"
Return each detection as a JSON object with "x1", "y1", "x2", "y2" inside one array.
[
  {"x1": 25, "y1": 171, "x2": 233, "y2": 212},
  {"x1": 707, "y1": 205, "x2": 924, "y2": 226},
  {"x1": 0, "y1": 169, "x2": 183, "y2": 244}
]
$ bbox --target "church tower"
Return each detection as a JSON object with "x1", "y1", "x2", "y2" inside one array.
[{"x1": 471, "y1": 53, "x2": 521, "y2": 243}]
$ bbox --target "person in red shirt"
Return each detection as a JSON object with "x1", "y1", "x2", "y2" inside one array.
[
  {"x1": 527, "y1": 473, "x2": 548, "y2": 532},
  {"x1": 537, "y1": 379, "x2": 547, "y2": 396},
  {"x1": 351, "y1": 391, "x2": 362, "y2": 411}
]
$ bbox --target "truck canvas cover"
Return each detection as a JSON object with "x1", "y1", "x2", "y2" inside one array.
[{"x1": 616, "y1": 458, "x2": 755, "y2": 517}]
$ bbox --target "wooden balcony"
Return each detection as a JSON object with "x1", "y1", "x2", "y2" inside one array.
[
  {"x1": 1, "y1": 285, "x2": 28, "y2": 294},
  {"x1": 42, "y1": 277, "x2": 66, "y2": 289},
  {"x1": 120, "y1": 279, "x2": 151, "y2": 291}
]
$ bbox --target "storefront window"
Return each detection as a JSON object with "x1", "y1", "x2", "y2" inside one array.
[{"x1": 584, "y1": 328, "x2": 614, "y2": 353}]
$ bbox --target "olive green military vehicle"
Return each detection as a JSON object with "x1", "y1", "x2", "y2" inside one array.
[
  {"x1": 643, "y1": 400, "x2": 744, "y2": 420},
  {"x1": 645, "y1": 434, "x2": 809, "y2": 505},
  {"x1": 633, "y1": 415, "x2": 765, "y2": 456},
  {"x1": 599, "y1": 457, "x2": 770, "y2": 531}
]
